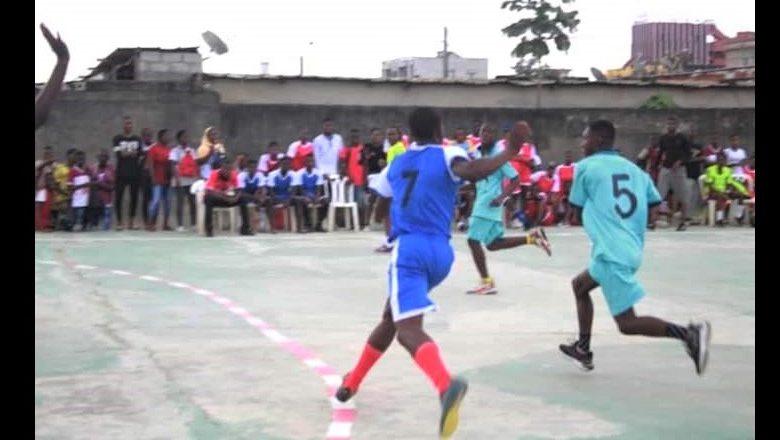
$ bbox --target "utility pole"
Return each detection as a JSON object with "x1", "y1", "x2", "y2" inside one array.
[{"x1": 443, "y1": 27, "x2": 449, "y2": 79}]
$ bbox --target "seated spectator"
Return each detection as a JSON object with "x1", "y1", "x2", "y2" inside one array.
[
  {"x1": 238, "y1": 158, "x2": 273, "y2": 232},
  {"x1": 259, "y1": 141, "x2": 283, "y2": 174},
  {"x1": 234, "y1": 152, "x2": 248, "y2": 173},
  {"x1": 265, "y1": 156, "x2": 301, "y2": 232},
  {"x1": 293, "y1": 155, "x2": 328, "y2": 232},
  {"x1": 287, "y1": 128, "x2": 314, "y2": 171},
  {"x1": 68, "y1": 150, "x2": 91, "y2": 232},
  {"x1": 724, "y1": 134, "x2": 749, "y2": 176},
  {"x1": 35, "y1": 146, "x2": 56, "y2": 231},
  {"x1": 704, "y1": 153, "x2": 750, "y2": 226},
  {"x1": 93, "y1": 150, "x2": 115, "y2": 231},
  {"x1": 170, "y1": 130, "x2": 198, "y2": 231},
  {"x1": 204, "y1": 156, "x2": 253, "y2": 237}
]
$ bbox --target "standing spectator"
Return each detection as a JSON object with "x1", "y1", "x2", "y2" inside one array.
[
  {"x1": 196, "y1": 126, "x2": 226, "y2": 180},
  {"x1": 204, "y1": 156, "x2": 253, "y2": 237},
  {"x1": 266, "y1": 156, "x2": 302, "y2": 232},
  {"x1": 294, "y1": 155, "x2": 328, "y2": 232},
  {"x1": 35, "y1": 146, "x2": 56, "y2": 231},
  {"x1": 139, "y1": 128, "x2": 154, "y2": 226},
  {"x1": 259, "y1": 141, "x2": 283, "y2": 174},
  {"x1": 554, "y1": 150, "x2": 576, "y2": 225},
  {"x1": 52, "y1": 149, "x2": 76, "y2": 230},
  {"x1": 656, "y1": 117, "x2": 692, "y2": 231},
  {"x1": 724, "y1": 134, "x2": 749, "y2": 177},
  {"x1": 146, "y1": 129, "x2": 173, "y2": 231},
  {"x1": 169, "y1": 130, "x2": 198, "y2": 231},
  {"x1": 68, "y1": 151, "x2": 91, "y2": 232},
  {"x1": 112, "y1": 116, "x2": 143, "y2": 230},
  {"x1": 312, "y1": 117, "x2": 344, "y2": 177},
  {"x1": 361, "y1": 128, "x2": 387, "y2": 228},
  {"x1": 93, "y1": 150, "x2": 115, "y2": 231},
  {"x1": 287, "y1": 128, "x2": 314, "y2": 171},
  {"x1": 636, "y1": 136, "x2": 661, "y2": 184},
  {"x1": 340, "y1": 129, "x2": 367, "y2": 227},
  {"x1": 385, "y1": 127, "x2": 407, "y2": 166},
  {"x1": 450, "y1": 127, "x2": 470, "y2": 155}
]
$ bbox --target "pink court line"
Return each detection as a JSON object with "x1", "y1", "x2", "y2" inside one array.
[{"x1": 41, "y1": 258, "x2": 356, "y2": 439}]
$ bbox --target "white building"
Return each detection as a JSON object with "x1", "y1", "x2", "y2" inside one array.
[
  {"x1": 382, "y1": 52, "x2": 488, "y2": 80},
  {"x1": 83, "y1": 47, "x2": 203, "y2": 82}
]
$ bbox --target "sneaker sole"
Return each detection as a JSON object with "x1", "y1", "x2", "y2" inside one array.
[
  {"x1": 440, "y1": 379, "x2": 468, "y2": 439},
  {"x1": 466, "y1": 289, "x2": 498, "y2": 295},
  {"x1": 698, "y1": 321, "x2": 712, "y2": 376},
  {"x1": 559, "y1": 349, "x2": 594, "y2": 372}
]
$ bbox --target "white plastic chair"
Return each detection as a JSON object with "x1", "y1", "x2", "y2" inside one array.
[{"x1": 327, "y1": 177, "x2": 360, "y2": 232}]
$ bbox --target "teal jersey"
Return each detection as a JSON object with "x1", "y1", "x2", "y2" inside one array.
[
  {"x1": 471, "y1": 143, "x2": 518, "y2": 222},
  {"x1": 569, "y1": 149, "x2": 661, "y2": 268}
]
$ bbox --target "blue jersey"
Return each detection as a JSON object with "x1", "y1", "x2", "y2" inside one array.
[
  {"x1": 471, "y1": 143, "x2": 518, "y2": 222},
  {"x1": 238, "y1": 171, "x2": 263, "y2": 194},
  {"x1": 294, "y1": 168, "x2": 324, "y2": 197},
  {"x1": 569, "y1": 149, "x2": 662, "y2": 268},
  {"x1": 267, "y1": 169, "x2": 294, "y2": 201},
  {"x1": 372, "y1": 144, "x2": 468, "y2": 240}
]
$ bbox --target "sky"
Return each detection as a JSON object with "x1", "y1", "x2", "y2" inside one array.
[{"x1": 34, "y1": 0, "x2": 755, "y2": 83}]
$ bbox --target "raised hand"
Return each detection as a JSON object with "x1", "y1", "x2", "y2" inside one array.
[{"x1": 40, "y1": 23, "x2": 69, "y2": 61}]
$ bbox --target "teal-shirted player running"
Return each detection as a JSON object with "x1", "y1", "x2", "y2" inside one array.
[
  {"x1": 466, "y1": 123, "x2": 552, "y2": 295},
  {"x1": 559, "y1": 120, "x2": 711, "y2": 375}
]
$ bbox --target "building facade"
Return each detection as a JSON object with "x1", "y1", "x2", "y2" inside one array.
[{"x1": 382, "y1": 52, "x2": 488, "y2": 80}]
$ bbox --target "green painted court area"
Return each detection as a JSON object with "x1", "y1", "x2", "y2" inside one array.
[{"x1": 35, "y1": 227, "x2": 755, "y2": 439}]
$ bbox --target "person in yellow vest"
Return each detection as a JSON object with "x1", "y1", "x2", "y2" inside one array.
[{"x1": 704, "y1": 153, "x2": 749, "y2": 226}]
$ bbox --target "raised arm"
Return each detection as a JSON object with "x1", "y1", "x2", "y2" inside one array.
[
  {"x1": 35, "y1": 24, "x2": 69, "y2": 130},
  {"x1": 450, "y1": 121, "x2": 530, "y2": 182}
]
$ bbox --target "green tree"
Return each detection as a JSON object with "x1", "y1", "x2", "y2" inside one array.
[{"x1": 501, "y1": 0, "x2": 580, "y2": 74}]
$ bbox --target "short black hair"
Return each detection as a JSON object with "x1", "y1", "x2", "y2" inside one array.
[
  {"x1": 176, "y1": 129, "x2": 187, "y2": 141},
  {"x1": 43, "y1": 145, "x2": 53, "y2": 151},
  {"x1": 370, "y1": 127, "x2": 381, "y2": 133},
  {"x1": 157, "y1": 129, "x2": 168, "y2": 141},
  {"x1": 350, "y1": 128, "x2": 360, "y2": 134},
  {"x1": 588, "y1": 120, "x2": 615, "y2": 145},
  {"x1": 268, "y1": 141, "x2": 279, "y2": 148},
  {"x1": 247, "y1": 158, "x2": 258, "y2": 165},
  {"x1": 322, "y1": 117, "x2": 333, "y2": 124},
  {"x1": 408, "y1": 107, "x2": 441, "y2": 140},
  {"x1": 66, "y1": 148, "x2": 77, "y2": 156}
]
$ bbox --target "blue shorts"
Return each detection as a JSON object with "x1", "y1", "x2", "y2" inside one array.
[
  {"x1": 388, "y1": 234, "x2": 454, "y2": 321},
  {"x1": 466, "y1": 216, "x2": 504, "y2": 245},
  {"x1": 588, "y1": 259, "x2": 645, "y2": 316}
]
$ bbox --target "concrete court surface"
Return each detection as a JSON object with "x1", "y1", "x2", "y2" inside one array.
[{"x1": 35, "y1": 226, "x2": 755, "y2": 440}]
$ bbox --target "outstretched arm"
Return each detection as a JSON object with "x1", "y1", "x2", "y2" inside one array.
[
  {"x1": 35, "y1": 24, "x2": 69, "y2": 130},
  {"x1": 450, "y1": 121, "x2": 531, "y2": 182}
]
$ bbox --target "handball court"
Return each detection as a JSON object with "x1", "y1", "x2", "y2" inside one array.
[{"x1": 35, "y1": 227, "x2": 755, "y2": 439}]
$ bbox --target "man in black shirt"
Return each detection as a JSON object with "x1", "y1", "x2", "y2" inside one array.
[
  {"x1": 656, "y1": 117, "x2": 692, "y2": 231},
  {"x1": 112, "y1": 116, "x2": 143, "y2": 230},
  {"x1": 361, "y1": 127, "x2": 387, "y2": 229}
]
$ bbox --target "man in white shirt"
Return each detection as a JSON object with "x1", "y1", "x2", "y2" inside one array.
[
  {"x1": 724, "y1": 134, "x2": 749, "y2": 177},
  {"x1": 312, "y1": 117, "x2": 344, "y2": 177}
]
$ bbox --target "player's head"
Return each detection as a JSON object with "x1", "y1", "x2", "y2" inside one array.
[
  {"x1": 564, "y1": 149, "x2": 573, "y2": 163},
  {"x1": 268, "y1": 141, "x2": 280, "y2": 153},
  {"x1": 581, "y1": 120, "x2": 615, "y2": 156},
  {"x1": 386, "y1": 126, "x2": 401, "y2": 144},
  {"x1": 158, "y1": 128, "x2": 170, "y2": 145},
  {"x1": 304, "y1": 154, "x2": 315, "y2": 170},
  {"x1": 729, "y1": 134, "x2": 740, "y2": 148},
  {"x1": 66, "y1": 148, "x2": 77, "y2": 165},
  {"x1": 369, "y1": 127, "x2": 383, "y2": 144},
  {"x1": 215, "y1": 154, "x2": 231, "y2": 178},
  {"x1": 349, "y1": 128, "x2": 361, "y2": 146},
  {"x1": 235, "y1": 152, "x2": 248, "y2": 169},
  {"x1": 42, "y1": 145, "x2": 54, "y2": 162},
  {"x1": 97, "y1": 149, "x2": 109, "y2": 166},
  {"x1": 454, "y1": 127, "x2": 467, "y2": 143},
  {"x1": 471, "y1": 119, "x2": 482, "y2": 136},
  {"x1": 177, "y1": 129, "x2": 189, "y2": 145},
  {"x1": 205, "y1": 126, "x2": 219, "y2": 143},
  {"x1": 122, "y1": 116, "x2": 134, "y2": 134},
  {"x1": 666, "y1": 117, "x2": 678, "y2": 134},
  {"x1": 547, "y1": 162, "x2": 556, "y2": 176},
  {"x1": 479, "y1": 122, "x2": 498, "y2": 147},
  {"x1": 322, "y1": 117, "x2": 335, "y2": 135},
  {"x1": 716, "y1": 151, "x2": 727, "y2": 166},
  {"x1": 408, "y1": 107, "x2": 442, "y2": 143},
  {"x1": 280, "y1": 155, "x2": 292, "y2": 172},
  {"x1": 247, "y1": 158, "x2": 258, "y2": 174},
  {"x1": 299, "y1": 127, "x2": 310, "y2": 142},
  {"x1": 75, "y1": 150, "x2": 86, "y2": 167},
  {"x1": 141, "y1": 127, "x2": 154, "y2": 143}
]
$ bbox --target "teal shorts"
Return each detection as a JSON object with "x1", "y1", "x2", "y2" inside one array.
[
  {"x1": 467, "y1": 216, "x2": 504, "y2": 245},
  {"x1": 588, "y1": 259, "x2": 645, "y2": 316}
]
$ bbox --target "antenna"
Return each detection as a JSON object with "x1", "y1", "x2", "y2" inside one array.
[{"x1": 201, "y1": 31, "x2": 229, "y2": 57}]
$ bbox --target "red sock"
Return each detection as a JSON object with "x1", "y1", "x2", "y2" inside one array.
[
  {"x1": 413, "y1": 341, "x2": 452, "y2": 394},
  {"x1": 344, "y1": 343, "x2": 383, "y2": 390}
]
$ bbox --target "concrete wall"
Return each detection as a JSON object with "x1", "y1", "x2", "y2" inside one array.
[
  {"x1": 136, "y1": 51, "x2": 202, "y2": 82},
  {"x1": 205, "y1": 77, "x2": 755, "y2": 109}
]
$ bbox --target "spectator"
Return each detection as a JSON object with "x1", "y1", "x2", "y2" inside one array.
[
  {"x1": 704, "y1": 152, "x2": 749, "y2": 226},
  {"x1": 169, "y1": 130, "x2": 198, "y2": 232},
  {"x1": 724, "y1": 134, "x2": 749, "y2": 176},
  {"x1": 530, "y1": 164, "x2": 559, "y2": 227},
  {"x1": 312, "y1": 117, "x2": 344, "y2": 177},
  {"x1": 362, "y1": 127, "x2": 387, "y2": 228},
  {"x1": 287, "y1": 128, "x2": 314, "y2": 171},
  {"x1": 266, "y1": 156, "x2": 302, "y2": 232},
  {"x1": 68, "y1": 151, "x2": 91, "y2": 232},
  {"x1": 93, "y1": 150, "x2": 115, "y2": 231},
  {"x1": 259, "y1": 141, "x2": 283, "y2": 174},
  {"x1": 204, "y1": 156, "x2": 252, "y2": 237},
  {"x1": 196, "y1": 126, "x2": 226, "y2": 180},
  {"x1": 656, "y1": 117, "x2": 692, "y2": 231},
  {"x1": 340, "y1": 129, "x2": 367, "y2": 227},
  {"x1": 112, "y1": 116, "x2": 143, "y2": 230},
  {"x1": 701, "y1": 136, "x2": 722, "y2": 165},
  {"x1": 139, "y1": 127, "x2": 154, "y2": 226},
  {"x1": 554, "y1": 150, "x2": 576, "y2": 225},
  {"x1": 636, "y1": 136, "x2": 661, "y2": 184},
  {"x1": 294, "y1": 155, "x2": 328, "y2": 232},
  {"x1": 35, "y1": 146, "x2": 56, "y2": 231},
  {"x1": 238, "y1": 158, "x2": 271, "y2": 232},
  {"x1": 146, "y1": 129, "x2": 173, "y2": 231},
  {"x1": 52, "y1": 149, "x2": 76, "y2": 230},
  {"x1": 234, "y1": 152, "x2": 248, "y2": 173},
  {"x1": 385, "y1": 127, "x2": 406, "y2": 165}
]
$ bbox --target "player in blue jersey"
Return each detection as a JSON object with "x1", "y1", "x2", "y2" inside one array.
[
  {"x1": 466, "y1": 122, "x2": 552, "y2": 295},
  {"x1": 559, "y1": 120, "x2": 711, "y2": 376},
  {"x1": 335, "y1": 108, "x2": 533, "y2": 438}
]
